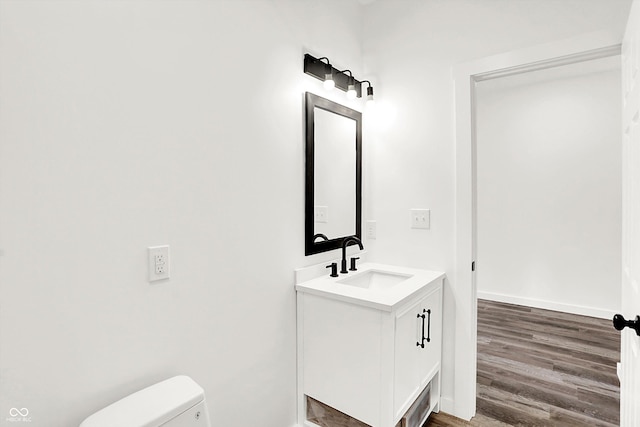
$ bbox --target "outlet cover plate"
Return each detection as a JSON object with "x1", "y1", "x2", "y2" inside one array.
[
  {"x1": 314, "y1": 206, "x2": 328, "y2": 223},
  {"x1": 148, "y1": 245, "x2": 170, "y2": 282},
  {"x1": 366, "y1": 220, "x2": 377, "y2": 239},
  {"x1": 411, "y1": 209, "x2": 430, "y2": 230}
]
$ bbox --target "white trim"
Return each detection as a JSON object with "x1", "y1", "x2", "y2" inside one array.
[
  {"x1": 453, "y1": 30, "x2": 622, "y2": 421},
  {"x1": 477, "y1": 291, "x2": 617, "y2": 320},
  {"x1": 473, "y1": 44, "x2": 621, "y2": 82},
  {"x1": 296, "y1": 293, "x2": 305, "y2": 426},
  {"x1": 438, "y1": 396, "x2": 455, "y2": 415},
  {"x1": 617, "y1": 362, "x2": 622, "y2": 383}
]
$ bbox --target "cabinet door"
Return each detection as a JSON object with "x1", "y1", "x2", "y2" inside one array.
[{"x1": 393, "y1": 286, "x2": 442, "y2": 417}]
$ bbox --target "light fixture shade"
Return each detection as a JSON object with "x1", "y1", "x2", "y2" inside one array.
[
  {"x1": 324, "y1": 73, "x2": 335, "y2": 90},
  {"x1": 346, "y1": 80, "x2": 357, "y2": 99},
  {"x1": 366, "y1": 85, "x2": 374, "y2": 103},
  {"x1": 347, "y1": 86, "x2": 357, "y2": 99}
]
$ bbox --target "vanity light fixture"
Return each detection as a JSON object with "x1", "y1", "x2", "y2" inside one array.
[{"x1": 303, "y1": 53, "x2": 374, "y2": 100}]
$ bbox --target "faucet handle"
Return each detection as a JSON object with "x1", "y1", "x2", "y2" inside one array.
[
  {"x1": 326, "y1": 263, "x2": 338, "y2": 277},
  {"x1": 349, "y1": 257, "x2": 360, "y2": 271}
]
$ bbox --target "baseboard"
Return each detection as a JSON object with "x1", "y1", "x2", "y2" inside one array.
[
  {"x1": 438, "y1": 396, "x2": 455, "y2": 416},
  {"x1": 477, "y1": 291, "x2": 616, "y2": 320}
]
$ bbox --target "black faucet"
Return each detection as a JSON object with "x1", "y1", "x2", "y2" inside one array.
[
  {"x1": 313, "y1": 233, "x2": 329, "y2": 242},
  {"x1": 340, "y1": 236, "x2": 364, "y2": 274},
  {"x1": 326, "y1": 262, "x2": 338, "y2": 277}
]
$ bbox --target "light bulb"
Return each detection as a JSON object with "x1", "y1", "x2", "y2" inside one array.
[
  {"x1": 346, "y1": 84, "x2": 357, "y2": 99},
  {"x1": 324, "y1": 73, "x2": 334, "y2": 90}
]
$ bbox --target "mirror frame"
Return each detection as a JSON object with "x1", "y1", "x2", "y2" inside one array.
[{"x1": 305, "y1": 92, "x2": 362, "y2": 256}]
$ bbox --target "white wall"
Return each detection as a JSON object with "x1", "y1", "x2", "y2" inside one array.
[
  {"x1": 0, "y1": 1, "x2": 364, "y2": 426},
  {"x1": 475, "y1": 58, "x2": 622, "y2": 318},
  {"x1": 361, "y1": 0, "x2": 631, "y2": 415}
]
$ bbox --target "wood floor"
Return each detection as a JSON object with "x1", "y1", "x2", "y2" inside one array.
[{"x1": 427, "y1": 299, "x2": 620, "y2": 426}]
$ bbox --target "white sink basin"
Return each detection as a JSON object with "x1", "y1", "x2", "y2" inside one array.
[{"x1": 338, "y1": 270, "x2": 413, "y2": 291}]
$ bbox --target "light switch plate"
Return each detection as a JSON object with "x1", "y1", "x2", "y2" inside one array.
[
  {"x1": 411, "y1": 209, "x2": 430, "y2": 230},
  {"x1": 148, "y1": 245, "x2": 170, "y2": 282}
]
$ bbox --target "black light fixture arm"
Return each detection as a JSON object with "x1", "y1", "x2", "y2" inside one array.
[
  {"x1": 339, "y1": 70, "x2": 357, "y2": 99},
  {"x1": 315, "y1": 57, "x2": 331, "y2": 73},
  {"x1": 338, "y1": 70, "x2": 356, "y2": 91}
]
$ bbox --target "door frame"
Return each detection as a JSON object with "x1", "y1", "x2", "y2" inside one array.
[{"x1": 451, "y1": 31, "x2": 621, "y2": 420}]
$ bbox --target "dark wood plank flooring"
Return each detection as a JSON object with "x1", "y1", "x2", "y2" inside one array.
[{"x1": 427, "y1": 299, "x2": 620, "y2": 426}]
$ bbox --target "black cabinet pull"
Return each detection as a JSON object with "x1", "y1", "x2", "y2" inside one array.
[
  {"x1": 613, "y1": 314, "x2": 640, "y2": 336},
  {"x1": 416, "y1": 309, "x2": 432, "y2": 348},
  {"x1": 416, "y1": 312, "x2": 425, "y2": 348},
  {"x1": 425, "y1": 309, "x2": 431, "y2": 343}
]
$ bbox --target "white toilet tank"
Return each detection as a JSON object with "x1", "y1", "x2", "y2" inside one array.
[{"x1": 79, "y1": 376, "x2": 211, "y2": 427}]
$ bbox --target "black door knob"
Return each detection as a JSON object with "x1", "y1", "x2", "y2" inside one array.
[{"x1": 613, "y1": 314, "x2": 640, "y2": 336}]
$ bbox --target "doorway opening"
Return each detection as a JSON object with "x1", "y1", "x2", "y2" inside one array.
[
  {"x1": 471, "y1": 52, "x2": 623, "y2": 425},
  {"x1": 452, "y1": 35, "x2": 622, "y2": 420}
]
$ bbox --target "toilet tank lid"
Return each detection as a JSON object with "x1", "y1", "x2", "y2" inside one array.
[{"x1": 79, "y1": 376, "x2": 204, "y2": 427}]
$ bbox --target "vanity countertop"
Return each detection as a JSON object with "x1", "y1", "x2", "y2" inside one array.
[{"x1": 295, "y1": 262, "x2": 445, "y2": 312}]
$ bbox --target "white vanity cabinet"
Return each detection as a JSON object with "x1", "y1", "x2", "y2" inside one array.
[{"x1": 295, "y1": 263, "x2": 444, "y2": 427}]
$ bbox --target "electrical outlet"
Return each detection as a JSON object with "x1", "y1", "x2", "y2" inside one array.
[
  {"x1": 314, "y1": 206, "x2": 328, "y2": 223},
  {"x1": 155, "y1": 254, "x2": 166, "y2": 274},
  {"x1": 366, "y1": 220, "x2": 377, "y2": 239},
  {"x1": 148, "y1": 245, "x2": 170, "y2": 282},
  {"x1": 411, "y1": 209, "x2": 430, "y2": 230}
]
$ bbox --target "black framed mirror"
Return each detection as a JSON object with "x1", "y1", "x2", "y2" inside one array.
[{"x1": 305, "y1": 92, "x2": 362, "y2": 255}]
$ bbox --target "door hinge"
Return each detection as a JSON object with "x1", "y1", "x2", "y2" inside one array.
[{"x1": 471, "y1": 261, "x2": 476, "y2": 272}]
